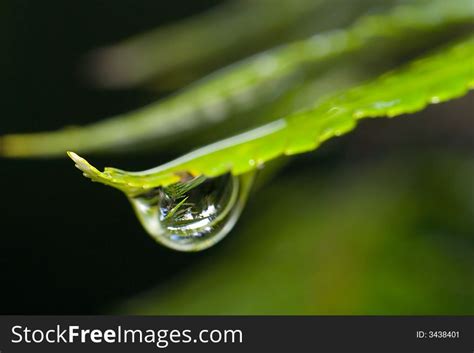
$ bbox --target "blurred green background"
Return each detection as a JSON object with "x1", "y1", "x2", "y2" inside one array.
[{"x1": 0, "y1": 0, "x2": 473, "y2": 314}]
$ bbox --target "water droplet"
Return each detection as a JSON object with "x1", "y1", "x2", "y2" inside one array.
[{"x1": 128, "y1": 172, "x2": 255, "y2": 252}]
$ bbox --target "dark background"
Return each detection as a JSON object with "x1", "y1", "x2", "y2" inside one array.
[{"x1": 1, "y1": 1, "x2": 472, "y2": 314}]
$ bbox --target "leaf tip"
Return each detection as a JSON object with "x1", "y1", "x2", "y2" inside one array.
[
  {"x1": 66, "y1": 150, "x2": 80, "y2": 161},
  {"x1": 67, "y1": 151, "x2": 83, "y2": 167},
  {"x1": 67, "y1": 151, "x2": 97, "y2": 177}
]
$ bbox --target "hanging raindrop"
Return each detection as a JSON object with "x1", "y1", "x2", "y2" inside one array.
[{"x1": 128, "y1": 172, "x2": 255, "y2": 251}]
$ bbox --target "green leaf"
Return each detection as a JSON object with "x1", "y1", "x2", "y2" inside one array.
[
  {"x1": 1, "y1": 0, "x2": 472, "y2": 157},
  {"x1": 67, "y1": 35, "x2": 474, "y2": 196}
]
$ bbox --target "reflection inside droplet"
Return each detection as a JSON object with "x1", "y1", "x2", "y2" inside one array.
[{"x1": 128, "y1": 172, "x2": 255, "y2": 252}]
